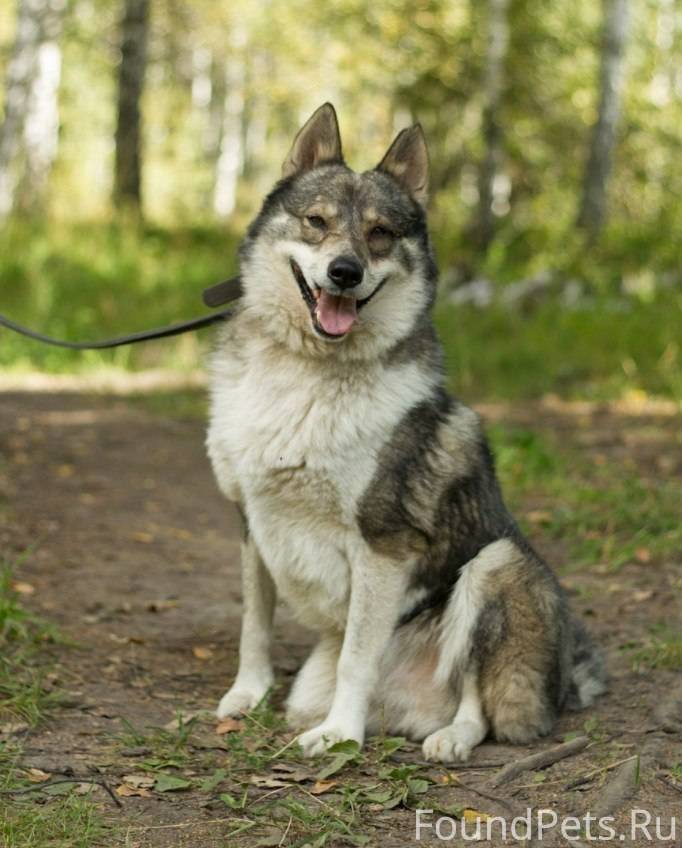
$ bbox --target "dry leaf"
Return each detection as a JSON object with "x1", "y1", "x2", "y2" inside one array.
[
  {"x1": 163, "y1": 712, "x2": 198, "y2": 731},
  {"x1": 635, "y1": 547, "x2": 652, "y2": 564},
  {"x1": 215, "y1": 717, "x2": 244, "y2": 735},
  {"x1": 311, "y1": 779, "x2": 337, "y2": 795},
  {"x1": 192, "y1": 646, "x2": 213, "y2": 660},
  {"x1": 116, "y1": 784, "x2": 151, "y2": 797},
  {"x1": 132, "y1": 531, "x2": 154, "y2": 544},
  {"x1": 121, "y1": 774, "x2": 155, "y2": 789},
  {"x1": 462, "y1": 808, "x2": 490, "y2": 823},
  {"x1": 27, "y1": 768, "x2": 51, "y2": 783},
  {"x1": 0, "y1": 721, "x2": 29, "y2": 735},
  {"x1": 56, "y1": 464, "x2": 75, "y2": 478},
  {"x1": 526, "y1": 510, "x2": 552, "y2": 524},
  {"x1": 249, "y1": 774, "x2": 290, "y2": 789},
  {"x1": 11, "y1": 581, "x2": 35, "y2": 595},
  {"x1": 632, "y1": 589, "x2": 654, "y2": 602}
]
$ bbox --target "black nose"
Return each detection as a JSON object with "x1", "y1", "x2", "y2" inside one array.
[{"x1": 327, "y1": 256, "x2": 363, "y2": 290}]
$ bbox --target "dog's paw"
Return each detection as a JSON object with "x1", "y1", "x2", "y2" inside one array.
[
  {"x1": 297, "y1": 722, "x2": 363, "y2": 758},
  {"x1": 422, "y1": 720, "x2": 486, "y2": 763},
  {"x1": 215, "y1": 680, "x2": 271, "y2": 719}
]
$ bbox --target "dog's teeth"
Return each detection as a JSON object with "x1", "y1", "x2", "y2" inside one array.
[{"x1": 314, "y1": 289, "x2": 321, "y2": 300}]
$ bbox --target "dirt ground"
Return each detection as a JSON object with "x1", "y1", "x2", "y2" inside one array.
[{"x1": 1, "y1": 390, "x2": 680, "y2": 847}]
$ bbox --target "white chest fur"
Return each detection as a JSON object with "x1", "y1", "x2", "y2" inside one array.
[{"x1": 207, "y1": 330, "x2": 435, "y2": 629}]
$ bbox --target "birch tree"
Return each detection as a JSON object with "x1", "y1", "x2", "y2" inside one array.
[
  {"x1": 476, "y1": 0, "x2": 510, "y2": 252},
  {"x1": 577, "y1": 0, "x2": 631, "y2": 238},
  {"x1": 213, "y1": 25, "x2": 247, "y2": 219},
  {"x1": 113, "y1": 0, "x2": 150, "y2": 212},
  {"x1": 0, "y1": 0, "x2": 64, "y2": 220}
]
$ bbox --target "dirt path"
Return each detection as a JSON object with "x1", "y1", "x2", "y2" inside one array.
[{"x1": 1, "y1": 391, "x2": 680, "y2": 847}]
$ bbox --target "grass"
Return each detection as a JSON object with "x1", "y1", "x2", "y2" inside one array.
[
  {"x1": 0, "y1": 559, "x2": 113, "y2": 848},
  {"x1": 1, "y1": 221, "x2": 681, "y2": 406},
  {"x1": 0, "y1": 555, "x2": 61, "y2": 725},
  {"x1": 105, "y1": 701, "x2": 441, "y2": 846},
  {"x1": 487, "y1": 425, "x2": 682, "y2": 573}
]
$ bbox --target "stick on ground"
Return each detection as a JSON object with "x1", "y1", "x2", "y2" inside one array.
[{"x1": 489, "y1": 736, "x2": 590, "y2": 787}]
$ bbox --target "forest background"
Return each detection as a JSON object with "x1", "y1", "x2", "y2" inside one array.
[{"x1": 0, "y1": 0, "x2": 680, "y2": 403}]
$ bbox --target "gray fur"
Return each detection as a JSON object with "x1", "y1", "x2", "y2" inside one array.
[{"x1": 208, "y1": 104, "x2": 606, "y2": 758}]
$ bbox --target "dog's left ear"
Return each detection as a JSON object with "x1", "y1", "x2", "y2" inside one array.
[
  {"x1": 376, "y1": 124, "x2": 429, "y2": 206},
  {"x1": 282, "y1": 103, "x2": 343, "y2": 178}
]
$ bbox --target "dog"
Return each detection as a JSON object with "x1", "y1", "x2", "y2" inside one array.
[{"x1": 206, "y1": 103, "x2": 606, "y2": 761}]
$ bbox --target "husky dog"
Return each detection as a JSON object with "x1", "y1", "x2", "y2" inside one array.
[{"x1": 207, "y1": 104, "x2": 605, "y2": 761}]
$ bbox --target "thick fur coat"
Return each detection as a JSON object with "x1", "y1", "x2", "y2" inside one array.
[{"x1": 206, "y1": 104, "x2": 605, "y2": 761}]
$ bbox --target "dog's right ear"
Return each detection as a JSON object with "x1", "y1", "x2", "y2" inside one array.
[{"x1": 282, "y1": 103, "x2": 343, "y2": 178}]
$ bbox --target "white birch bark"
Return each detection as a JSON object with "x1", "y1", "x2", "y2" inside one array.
[{"x1": 577, "y1": 0, "x2": 632, "y2": 236}]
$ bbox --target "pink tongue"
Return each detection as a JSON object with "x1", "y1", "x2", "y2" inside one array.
[{"x1": 316, "y1": 290, "x2": 357, "y2": 336}]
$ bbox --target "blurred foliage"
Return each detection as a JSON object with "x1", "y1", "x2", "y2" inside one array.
[{"x1": 0, "y1": 0, "x2": 680, "y2": 401}]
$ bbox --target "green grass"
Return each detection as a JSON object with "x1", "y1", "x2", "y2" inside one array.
[
  {"x1": 0, "y1": 556, "x2": 61, "y2": 725},
  {"x1": 487, "y1": 426, "x2": 682, "y2": 572},
  {"x1": 436, "y1": 295, "x2": 682, "y2": 403},
  {"x1": 627, "y1": 625, "x2": 682, "y2": 671},
  {"x1": 1, "y1": 221, "x2": 681, "y2": 406},
  {"x1": 0, "y1": 563, "x2": 112, "y2": 848}
]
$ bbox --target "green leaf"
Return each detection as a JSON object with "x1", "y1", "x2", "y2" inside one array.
[
  {"x1": 407, "y1": 778, "x2": 430, "y2": 795},
  {"x1": 200, "y1": 768, "x2": 226, "y2": 792},
  {"x1": 326, "y1": 739, "x2": 361, "y2": 756},
  {"x1": 154, "y1": 774, "x2": 192, "y2": 792},
  {"x1": 219, "y1": 792, "x2": 241, "y2": 809},
  {"x1": 380, "y1": 736, "x2": 406, "y2": 758}
]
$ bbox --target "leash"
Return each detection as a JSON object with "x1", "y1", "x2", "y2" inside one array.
[{"x1": 0, "y1": 276, "x2": 242, "y2": 350}]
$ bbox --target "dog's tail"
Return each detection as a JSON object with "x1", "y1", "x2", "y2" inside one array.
[{"x1": 565, "y1": 617, "x2": 607, "y2": 710}]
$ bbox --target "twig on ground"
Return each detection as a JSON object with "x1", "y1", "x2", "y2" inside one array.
[
  {"x1": 488, "y1": 736, "x2": 590, "y2": 787},
  {"x1": 564, "y1": 754, "x2": 639, "y2": 791},
  {"x1": 656, "y1": 773, "x2": 682, "y2": 795},
  {"x1": 2, "y1": 777, "x2": 123, "y2": 808}
]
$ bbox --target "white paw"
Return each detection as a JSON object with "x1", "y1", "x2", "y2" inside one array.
[
  {"x1": 422, "y1": 720, "x2": 486, "y2": 763},
  {"x1": 216, "y1": 679, "x2": 271, "y2": 719},
  {"x1": 297, "y1": 722, "x2": 363, "y2": 758}
]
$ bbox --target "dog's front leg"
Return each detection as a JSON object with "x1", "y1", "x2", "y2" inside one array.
[
  {"x1": 216, "y1": 535, "x2": 276, "y2": 718},
  {"x1": 297, "y1": 552, "x2": 407, "y2": 757}
]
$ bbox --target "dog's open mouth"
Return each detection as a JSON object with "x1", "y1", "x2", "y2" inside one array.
[{"x1": 290, "y1": 259, "x2": 386, "y2": 340}]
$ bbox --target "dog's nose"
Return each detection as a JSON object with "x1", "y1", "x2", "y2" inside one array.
[{"x1": 327, "y1": 256, "x2": 363, "y2": 290}]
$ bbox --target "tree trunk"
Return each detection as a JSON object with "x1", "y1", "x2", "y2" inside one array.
[
  {"x1": 0, "y1": 0, "x2": 63, "y2": 220},
  {"x1": 17, "y1": 23, "x2": 64, "y2": 215},
  {"x1": 476, "y1": 0, "x2": 510, "y2": 252},
  {"x1": 113, "y1": 0, "x2": 150, "y2": 212},
  {"x1": 577, "y1": 0, "x2": 631, "y2": 238},
  {"x1": 213, "y1": 27, "x2": 247, "y2": 219}
]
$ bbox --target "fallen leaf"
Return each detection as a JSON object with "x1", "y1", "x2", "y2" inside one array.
[
  {"x1": 11, "y1": 581, "x2": 35, "y2": 595},
  {"x1": 192, "y1": 646, "x2": 213, "y2": 660},
  {"x1": 632, "y1": 589, "x2": 654, "y2": 602},
  {"x1": 26, "y1": 768, "x2": 51, "y2": 783},
  {"x1": 0, "y1": 721, "x2": 29, "y2": 735},
  {"x1": 311, "y1": 779, "x2": 337, "y2": 795},
  {"x1": 116, "y1": 784, "x2": 151, "y2": 798},
  {"x1": 121, "y1": 774, "x2": 155, "y2": 789},
  {"x1": 215, "y1": 717, "x2": 244, "y2": 735},
  {"x1": 154, "y1": 774, "x2": 193, "y2": 792},
  {"x1": 132, "y1": 531, "x2": 154, "y2": 544},
  {"x1": 163, "y1": 712, "x2": 198, "y2": 731},
  {"x1": 249, "y1": 774, "x2": 290, "y2": 789},
  {"x1": 462, "y1": 808, "x2": 490, "y2": 823},
  {"x1": 635, "y1": 547, "x2": 652, "y2": 564},
  {"x1": 56, "y1": 464, "x2": 74, "y2": 478},
  {"x1": 526, "y1": 510, "x2": 552, "y2": 524}
]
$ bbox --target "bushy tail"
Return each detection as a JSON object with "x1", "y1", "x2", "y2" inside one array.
[{"x1": 565, "y1": 617, "x2": 608, "y2": 711}]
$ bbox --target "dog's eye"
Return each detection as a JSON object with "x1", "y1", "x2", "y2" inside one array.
[
  {"x1": 369, "y1": 225, "x2": 393, "y2": 240},
  {"x1": 305, "y1": 215, "x2": 326, "y2": 230}
]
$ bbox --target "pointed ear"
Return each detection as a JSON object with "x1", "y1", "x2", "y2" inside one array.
[
  {"x1": 282, "y1": 103, "x2": 343, "y2": 178},
  {"x1": 376, "y1": 124, "x2": 429, "y2": 206}
]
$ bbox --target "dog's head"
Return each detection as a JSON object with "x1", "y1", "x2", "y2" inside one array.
[{"x1": 240, "y1": 103, "x2": 437, "y2": 357}]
